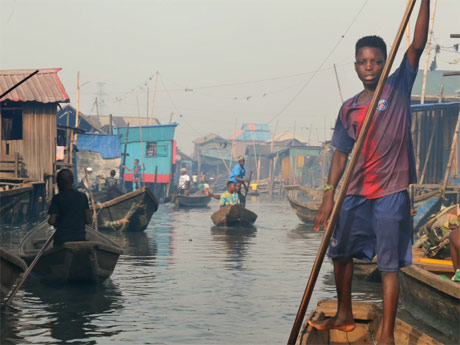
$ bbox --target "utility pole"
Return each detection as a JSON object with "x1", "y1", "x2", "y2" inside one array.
[
  {"x1": 96, "y1": 82, "x2": 106, "y2": 115},
  {"x1": 150, "y1": 71, "x2": 159, "y2": 125}
]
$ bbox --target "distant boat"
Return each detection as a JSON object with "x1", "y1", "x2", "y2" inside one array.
[
  {"x1": 211, "y1": 205, "x2": 257, "y2": 227},
  {"x1": 172, "y1": 193, "x2": 211, "y2": 208},
  {"x1": 298, "y1": 300, "x2": 444, "y2": 345},
  {"x1": 0, "y1": 248, "x2": 27, "y2": 303},
  {"x1": 284, "y1": 185, "x2": 320, "y2": 224},
  {"x1": 400, "y1": 262, "x2": 459, "y2": 341},
  {"x1": 96, "y1": 187, "x2": 159, "y2": 232},
  {"x1": 19, "y1": 221, "x2": 122, "y2": 284}
]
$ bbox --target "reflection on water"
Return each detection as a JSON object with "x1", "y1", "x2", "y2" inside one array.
[{"x1": 1, "y1": 197, "x2": 392, "y2": 344}]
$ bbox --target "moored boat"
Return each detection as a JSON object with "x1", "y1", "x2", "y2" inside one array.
[
  {"x1": 297, "y1": 300, "x2": 444, "y2": 345},
  {"x1": 284, "y1": 185, "x2": 321, "y2": 224},
  {"x1": 211, "y1": 205, "x2": 257, "y2": 227},
  {"x1": 399, "y1": 263, "x2": 459, "y2": 341},
  {"x1": 0, "y1": 248, "x2": 27, "y2": 302},
  {"x1": 96, "y1": 186, "x2": 159, "y2": 232},
  {"x1": 19, "y1": 221, "x2": 123, "y2": 284},
  {"x1": 173, "y1": 193, "x2": 211, "y2": 208}
]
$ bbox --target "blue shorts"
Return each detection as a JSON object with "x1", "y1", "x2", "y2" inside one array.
[{"x1": 328, "y1": 190, "x2": 412, "y2": 272}]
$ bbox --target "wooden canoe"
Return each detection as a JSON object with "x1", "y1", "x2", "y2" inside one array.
[
  {"x1": 285, "y1": 186, "x2": 321, "y2": 224},
  {"x1": 173, "y1": 194, "x2": 211, "y2": 208},
  {"x1": 211, "y1": 205, "x2": 257, "y2": 227},
  {"x1": 297, "y1": 300, "x2": 443, "y2": 345},
  {"x1": 0, "y1": 248, "x2": 27, "y2": 302},
  {"x1": 399, "y1": 264, "x2": 460, "y2": 341},
  {"x1": 95, "y1": 186, "x2": 159, "y2": 232},
  {"x1": 19, "y1": 221, "x2": 123, "y2": 284}
]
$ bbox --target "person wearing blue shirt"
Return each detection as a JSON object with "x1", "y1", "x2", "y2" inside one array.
[{"x1": 229, "y1": 156, "x2": 249, "y2": 184}]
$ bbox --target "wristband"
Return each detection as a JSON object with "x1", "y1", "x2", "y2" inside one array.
[{"x1": 324, "y1": 184, "x2": 336, "y2": 193}]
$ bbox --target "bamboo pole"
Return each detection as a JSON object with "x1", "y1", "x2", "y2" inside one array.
[
  {"x1": 139, "y1": 126, "x2": 146, "y2": 188},
  {"x1": 406, "y1": 0, "x2": 411, "y2": 49},
  {"x1": 213, "y1": 143, "x2": 231, "y2": 174},
  {"x1": 287, "y1": 1, "x2": 416, "y2": 343},
  {"x1": 84, "y1": 169, "x2": 98, "y2": 231},
  {"x1": 333, "y1": 64, "x2": 344, "y2": 103},
  {"x1": 440, "y1": 111, "x2": 460, "y2": 200},
  {"x1": 136, "y1": 96, "x2": 141, "y2": 117},
  {"x1": 149, "y1": 71, "x2": 159, "y2": 125},
  {"x1": 420, "y1": 0, "x2": 437, "y2": 104}
]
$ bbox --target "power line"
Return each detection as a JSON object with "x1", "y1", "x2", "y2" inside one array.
[{"x1": 266, "y1": 0, "x2": 370, "y2": 124}]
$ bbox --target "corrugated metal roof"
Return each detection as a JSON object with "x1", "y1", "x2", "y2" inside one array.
[
  {"x1": 229, "y1": 123, "x2": 272, "y2": 142},
  {"x1": 0, "y1": 68, "x2": 69, "y2": 103}
]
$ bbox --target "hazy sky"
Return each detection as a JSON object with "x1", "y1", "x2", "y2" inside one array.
[{"x1": 1, "y1": 0, "x2": 459, "y2": 154}]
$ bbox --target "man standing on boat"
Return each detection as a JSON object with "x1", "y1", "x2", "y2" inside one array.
[
  {"x1": 48, "y1": 169, "x2": 91, "y2": 246},
  {"x1": 229, "y1": 156, "x2": 249, "y2": 185},
  {"x1": 178, "y1": 168, "x2": 190, "y2": 195},
  {"x1": 123, "y1": 159, "x2": 144, "y2": 190},
  {"x1": 310, "y1": 2, "x2": 429, "y2": 344}
]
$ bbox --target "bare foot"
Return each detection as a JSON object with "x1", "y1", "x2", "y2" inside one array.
[{"x1": 308, "y1": 317, "x2": 356, "y2": 332}]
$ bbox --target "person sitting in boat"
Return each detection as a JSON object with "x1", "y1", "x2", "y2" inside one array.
[
  {"x1": 123, "y1": 159, "x2": 144, "y2": 190},
  {"x1": 48, "y1": 169, "x2": 91, "y2": 246},
  {"x1": 219, "y1": 181, "x2": 240, "y2": 208},
  {"x1": 178, "y1": 168, "x2": 190, "y2": 195},
  {"x1": 229, "y1": 156, "x2": 249, "y2": 185},
  {"x1": 105, "y1": 170, "x2": 124, "y2": 199},
  {"x1": 235, "y1": 182, "x2": 246, "y2": 207},
  {"x1": 80, "y1": 167, "x2": 97, "y2": 192}
]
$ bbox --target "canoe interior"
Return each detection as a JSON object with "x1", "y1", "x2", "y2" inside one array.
[
  {"x1": 285, "y1": 187, "x2": 320, "y2": 224},
  {"x1": 399, "y1": 264, "x2": 459, "y2": 341},
  {"x1": 211, "y1": 205, "x2": 257, "y2": 227},
  {"x1": 0, "y1": 248, "x2": 27, "y2": 301},
  {"x1": 173, "y1": 194, "x2": 211, "y2": 208},
  {"x1": 298, "y1": 300, "x2": 443, "y2": 345},
  {"x1": 96, "y1": 186, "x2": 159, "y2": 232},
  {"x1": 18, "y1": 221, "x2": 122, "y2": 284}
]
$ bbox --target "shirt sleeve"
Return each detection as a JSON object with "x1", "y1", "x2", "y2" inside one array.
[
  {"x1": 388, "y1": 52, "x2": 418, "y2": 95},
  {"x1": 48, "y1": 195, "x2": 59, "y2": 215},
  {"x1": 331, "y1": 112, "x2": 355, "y2": 154}
]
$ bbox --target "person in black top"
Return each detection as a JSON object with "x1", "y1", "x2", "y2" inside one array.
[{"x1": 48, "y1": 169, "x2": 91, "y2": 246}]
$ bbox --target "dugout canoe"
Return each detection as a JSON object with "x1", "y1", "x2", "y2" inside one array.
[
  {"x1": 19, "y1": 221, "x2": 123, "y2": 284},
  {"x1": 0, "y1": 248, "x2": 27, "y2": 302},
  {"x1": 399, "y1": 263, "x2": 460, "y2": 341},
  {"x1": 297, "y1": 300, "x2": 443, "y2": 345},
  {"x1": 96, "y1": 186, "x2": 159, "y2": 232},
  {"x1": 173, "y1": 194, "x2": 211, "y2": 208},
  {"x1": 285, "y1": 186, "x2": 321, "y2": 224},
  {"x1": 211, "y1": 205, "x2": 257, "y2": 227}
]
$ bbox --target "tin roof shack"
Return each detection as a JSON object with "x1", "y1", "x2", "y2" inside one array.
[
  {"x1": 267, "y1": 145, "x2": 322, "y2": 194},
  {"x1": 193, "y1": 134, "x2": 231, "y2": 182},
  {"x1": 412, "y1": 70, "x2": 460, "y2": 103},
  {"x1": 114, "y1": 124, "x2": 177, "y2": 200},
  {"x1": 230, "y1": 123, "x2": 272, "y2": 160},
  {"x1": 0, "y1": 68, "x2": 69, "y2": 224},
  {"x1": 411, "y1": 102, "x2": 460, "y2": 188}
]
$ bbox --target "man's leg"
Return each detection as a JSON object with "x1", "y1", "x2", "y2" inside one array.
[
  {"x1": 379, "y1": 272, "x2": 399, "y2": 345},
  {"x1": 449, "y1": 228, "x2": 460, "y2": 271},
  {"x1": 308, "y1": 257, "x2": 355, "y2": 331}
]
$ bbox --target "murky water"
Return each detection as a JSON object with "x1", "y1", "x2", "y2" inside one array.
[{"x1": 0, "y1": 196, "x2": 413, "y2": 344}]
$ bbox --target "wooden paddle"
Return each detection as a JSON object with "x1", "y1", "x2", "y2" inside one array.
[
  {"x1": 287, "y1": 1, "x2": 417, "y2": 343},
  {"x1": 85, "y1": 169, "x2": 99, "y2": 231},
  {"x1": 5, "y1": 228, "x2": 55, "y2": 305}
]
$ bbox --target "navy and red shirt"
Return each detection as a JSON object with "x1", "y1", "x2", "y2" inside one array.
[{"x1": 331, "y1": 53, "x2": 417, "y2": 199}]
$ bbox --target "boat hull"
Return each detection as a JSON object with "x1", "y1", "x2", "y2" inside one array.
[
  {"x1": 399, "y1": 264, "x2": 460, "y2": 341},
  {"x1": 96, "y1": 187, "x2": 159, "y2": 232},
  {"x1": 0, "y1": 248, "x2": 27, "y2": 302},
  {"x1": 173, "y1": 194, "x2": 211, "y2": 208},
  {"x1": 298, "y1": 300, "x2": 444, "y2": 345},
  {"x1": 211, "y1": 205, "x2": 257, "y2": 227},
  {"x1": 19, "y1": 222, "x2": 123, "y2": 284}
]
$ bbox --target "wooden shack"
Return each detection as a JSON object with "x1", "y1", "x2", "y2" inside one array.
[{"x1": 0, "y1": 68, "x2": 69, "y2": 217}]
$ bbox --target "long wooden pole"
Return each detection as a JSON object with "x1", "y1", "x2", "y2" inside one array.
[
  {"x1": 85, "y1": 169, "x2": 99, "y2": 231},
  {"x1": 5, "y1": 229, "x2": 55, "y2": 305},
  {"x1": 139, "y1": 126, "x2": 146, "y2": 187},
  {"x1": 149, "y1": 71, "x2": 159, "y2": 125},
  {"x1": 440, "y1": 111, "x2": 460, "y2": 200},
  {"x1": 420, "y1": 0, "x2": 437, "y2": 104},
  {"x1": 75, "y1": 72, "x2": 81, "y2": 133},
  {"x1": 287, "y1": 1, "x2": 416, "y2": 343},
  {"x1": 406, "y1": 0, "x2": 411, "y2": 49},
  {"x1": 213, "y1": 143, "x2": 231, "y2": 174},
  {"x1": 333, "y1": 64, "x2": 344, "y2": 103}
]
